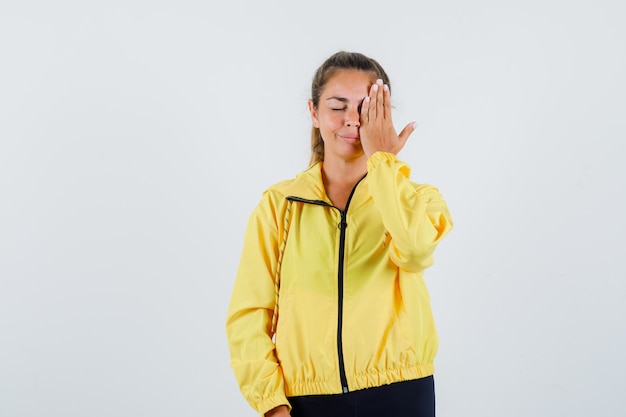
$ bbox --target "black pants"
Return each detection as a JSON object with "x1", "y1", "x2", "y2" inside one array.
[{"x1": 288, "y1": 376, "x2": 435, "y2": 417}]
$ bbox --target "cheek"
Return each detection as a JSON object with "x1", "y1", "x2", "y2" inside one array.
[
  {"x1": 319, "y1": 117, "x2": 340, "y2": 142},
  {"x1": 319, "y1": 112, "x2": 343, "y2": 130}
]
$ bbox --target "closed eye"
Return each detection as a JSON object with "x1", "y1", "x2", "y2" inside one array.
[{"x1": 331, "y1": 108, "x2": 346, "y2": 111}]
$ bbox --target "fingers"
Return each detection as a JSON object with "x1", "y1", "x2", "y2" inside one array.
[
  {"x1": 360, "y1": 95, "x2": 370, "y2": 125},
  {"x1": 362, "y1": 78, "x2": 416, "y2": 156},
  {"x1": 369, "y1": 79, "x2": 384, "y2": 122},
  {"x1": 383, "y1": 83, "x2": 391, "y2": 120},
  {"x1": 366, "y1": 79, "x2": 390, "y2": 124},
  {"x1": 398, "y1": 122, "x2": 417, "y2": 143},
  {"x1": 373, "y1": 80, "x2": 383, "y2": 122}
]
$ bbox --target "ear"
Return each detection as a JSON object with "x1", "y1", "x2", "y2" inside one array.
[{"x1": 307, "y1": 100, "x2": 319, "y2": 128}]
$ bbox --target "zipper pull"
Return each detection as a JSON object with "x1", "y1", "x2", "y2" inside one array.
[{"x1": 338, "y1": 212, "x2": 347, "y2": 230}]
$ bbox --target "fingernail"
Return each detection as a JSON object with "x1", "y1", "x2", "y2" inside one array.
[
  {"x1": 376, "y1": 79, "x2": 383, "y2": 86},
  {"x1": 364, "y1": 96, "x2": 370, "y2": 102},
  {"x1": 372, "y1": 84, "x2": 378, "y2": 92},
  {"x1": 383, "y1": 84, "x2": 389, "y2": 92}
]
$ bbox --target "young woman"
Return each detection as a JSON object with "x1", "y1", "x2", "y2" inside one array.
[{"x1": 226, "y1": 51, "x2": 453, "y2": 417}]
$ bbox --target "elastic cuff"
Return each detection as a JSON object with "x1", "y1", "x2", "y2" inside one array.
[
  {"x1": 367, "y1": 152, "x2": 412, "y2": 179},
  {"x1": 366, "y1": 151, "x2": 398, "y2": 170},
  {"x1": 256, "y1": 396, "x2": 291, "y2": 417}
]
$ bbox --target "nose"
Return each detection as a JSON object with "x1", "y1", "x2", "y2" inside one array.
[{"x1": 345, "y1": 110, "x2": 360, "y2": 127}]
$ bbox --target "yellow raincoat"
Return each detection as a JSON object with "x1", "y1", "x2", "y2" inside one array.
[{"x1": 226, "y1": 152, "x2": 453, "y2": 415}]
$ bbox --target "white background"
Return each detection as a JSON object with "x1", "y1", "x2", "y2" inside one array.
[{"x1": 1, "y1": 1, "x2": 625, "y2": 416}]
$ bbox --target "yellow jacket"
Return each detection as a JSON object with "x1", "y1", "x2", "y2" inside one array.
[{"x1": 226, "y1": 152, "x2": 453, "y2": 416}]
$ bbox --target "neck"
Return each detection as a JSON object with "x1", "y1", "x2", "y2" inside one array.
[{"x1": 321, "y1": 155, "x2": 367, "y2": 189}]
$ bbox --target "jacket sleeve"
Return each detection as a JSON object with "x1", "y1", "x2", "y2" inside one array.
[
  {"x1": 225, "y1": 193, "x2": 290, "y2": 416},
  {"x1": 366, "y1": 151, "x2": 453, "y2": 272}
]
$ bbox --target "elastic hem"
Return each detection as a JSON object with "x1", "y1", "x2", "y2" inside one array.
[{"x1": 284, "y1": 363, "x2": 434, "y2": 397}]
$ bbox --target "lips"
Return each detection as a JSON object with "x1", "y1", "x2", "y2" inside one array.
[{"x1": 338, "y1": 135, "x2": 360, "y2": 143}]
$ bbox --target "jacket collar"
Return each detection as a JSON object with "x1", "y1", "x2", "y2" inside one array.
[
  {"x1": 283, "y1": 162, "x2": 328, "y2": 202},
  {"x1": 282, "y1": 162, "x2": 370, "y2": 212}
]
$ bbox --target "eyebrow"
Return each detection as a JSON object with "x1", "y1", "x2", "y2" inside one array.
[
  {"x1": 326, "y1": 97, "x2": 348, "y2": 102},
  {"x1": 325, "y1": 97, "x2": 366, "y2": 105}
]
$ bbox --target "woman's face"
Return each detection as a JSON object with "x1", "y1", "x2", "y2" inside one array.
[{"x1": 308, "y1": 69, "x2": 374, "y2": 163}]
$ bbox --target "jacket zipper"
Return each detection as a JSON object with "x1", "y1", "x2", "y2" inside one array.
[
  {"x1": 336, "y1": 208, "x2": 350, "y2": 393},
  {"x1": 286, "y1": 175, "x2": 365, "y2": 394}
]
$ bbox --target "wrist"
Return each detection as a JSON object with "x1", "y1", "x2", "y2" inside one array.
[{"x1": 265, "y1": 405, "x2": 290, "y2": 417}]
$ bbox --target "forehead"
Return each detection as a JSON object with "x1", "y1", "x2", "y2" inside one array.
[{"x1": 321, "y1": 70, "x2": 375, "y2": 99}]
